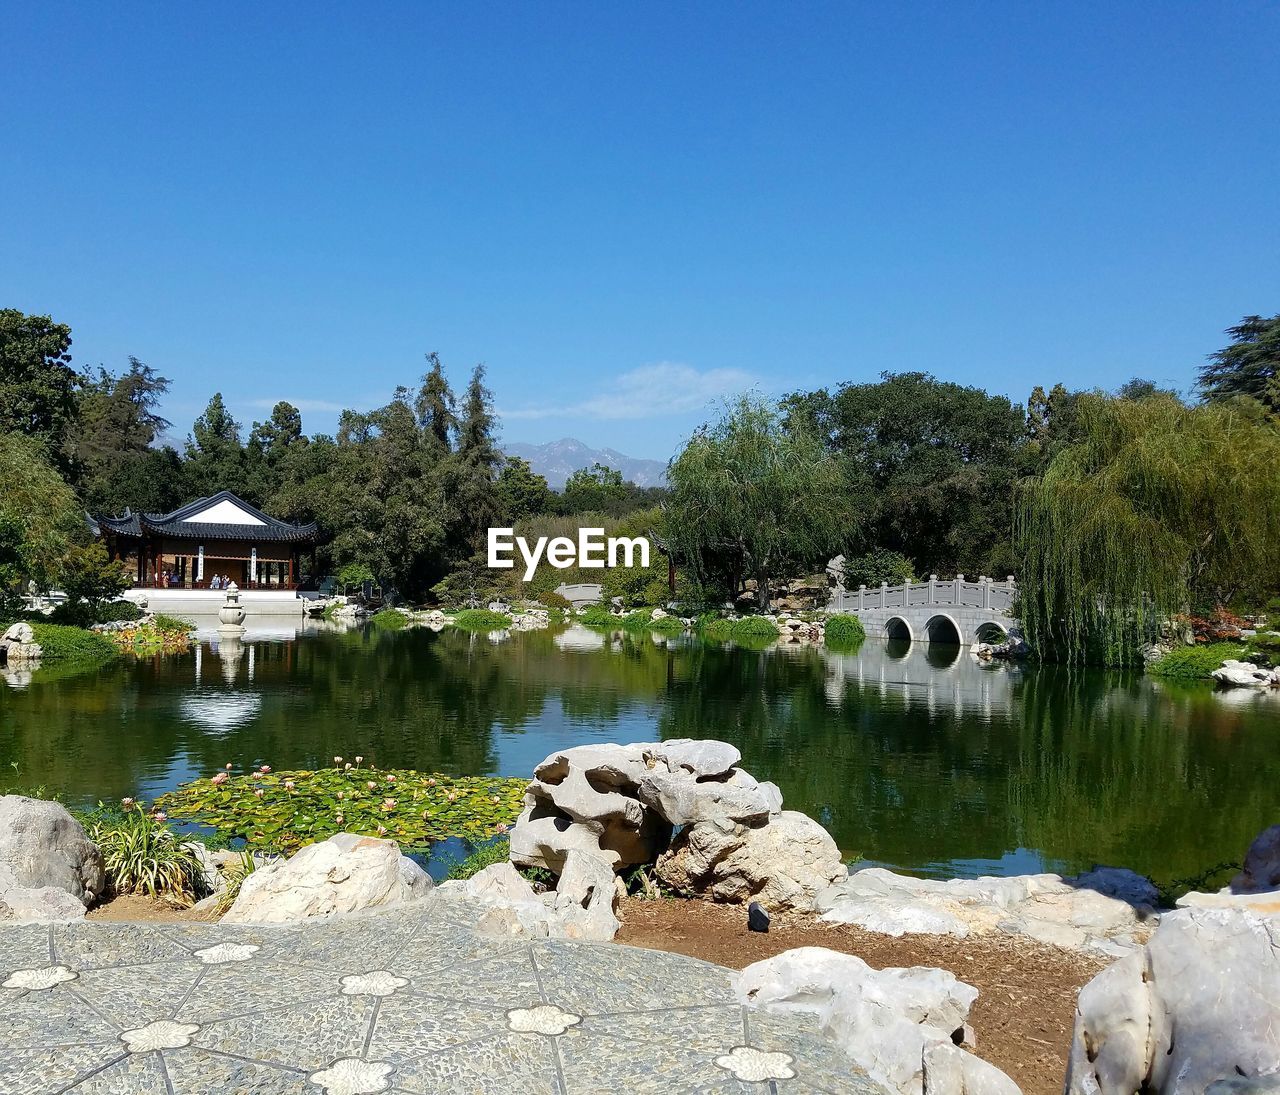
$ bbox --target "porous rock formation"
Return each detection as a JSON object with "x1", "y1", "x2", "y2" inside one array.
[
  {"x1": 0, "y1": 795, "x2": 105, "y2": 922},
  {"x1": 509, "y1": 739, "x2": 844, "y2": 913}
]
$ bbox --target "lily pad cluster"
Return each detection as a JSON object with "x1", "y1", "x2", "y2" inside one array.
[{"x1": 156, "y1": 761, "x2": 527, "y2": 854}]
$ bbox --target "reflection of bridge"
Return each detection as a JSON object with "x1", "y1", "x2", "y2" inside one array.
[{"x1": 828, "y1": 576, "x2": 1019, "y2": 648}]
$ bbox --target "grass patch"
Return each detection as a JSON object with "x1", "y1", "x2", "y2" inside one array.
[
  {"x1": 156, "y1": 764, "x2": 526, "y2": 854},
  {"x1": 370, "y1": 608, "x2": 407, "y2": 630},
  {"x1": 25, "y1": 623, "x2": 117, "y2": 664},
  {"x1": 824, "y1": 614, "x2": 866, "y2": 651},
  {"x1": 444, "y1": 838, "x2": 513, "y2": 880},
  {"x1": 450, "y1": 609, "x2": 513, "y2": 631},
  {"x1": 700, "y1": 616, "x2": 781, "y2": 643},
  {"x1": 649, "y1": 614, "x2": 687, "y2": 635},
  {"x1": 579, "y1": 605, "x2": 615, "y2": 627},
  {"x1": 1150, "y1": 641, "x2": 1251, "y2": 679}
]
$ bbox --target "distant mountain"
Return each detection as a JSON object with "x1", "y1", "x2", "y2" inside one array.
[{"x1": 503, "y1": 438, "x2": 668, "y2": 490}]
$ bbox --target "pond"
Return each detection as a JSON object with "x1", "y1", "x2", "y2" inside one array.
[{"x1": 2, "y1": 619, "x2": 1277, "y2": 889}]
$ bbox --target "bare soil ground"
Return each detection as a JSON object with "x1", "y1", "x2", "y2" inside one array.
[
  {"x1": 86, "y1": 894, "x2": 215, "y2": 923},
  {"x1": 616, "y1": 896, "x2": 1105, "y2": 1095}
]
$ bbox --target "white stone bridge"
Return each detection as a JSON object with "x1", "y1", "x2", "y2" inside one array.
[{"x1": 827, "y1": 575, "x2": 1020, "y2": 647}]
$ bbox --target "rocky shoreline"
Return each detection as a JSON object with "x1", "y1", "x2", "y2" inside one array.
[{"x1": 2, "y1": 744, "x2": 1277, "y2": 1094}]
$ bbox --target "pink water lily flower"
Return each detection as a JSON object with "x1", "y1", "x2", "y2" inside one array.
[
  {"x1": 427, "y1": 777, "x2": 437, "y2": 786},
  {"x1": 495, "y1": 822, "x2": 509, "y2": 834},
  {"x1": 254, "y1": 788, "x2": 264, "y2": 798},
  {"x1": 284, "y1": 779, "x2": 296, "y2": 792},
  {"x1": 211, "y1": 772, "x2": 229, "y2": 786},
  {"x1": 121, "y1": 797, "x2": 135, "y2": 808},
  {"x1": 225, "y1": 763, "x2": 233, "y2": 770},
  {"x1": 152, "y1": 811, "x2": 167, "y2": 822},
  {"x1": 334, "y1": 756, "x2": 342, "y2": 764},
  {"x1": 386, "y1": 774, "x2": 396, "y2": 783},
  {"x1": 259, "y1": 764, "x2": 271, "y2": 773},
  {"x1": 382, "y1": 798, "x2": 397, "y2": 810},
  {"x1": 355, "y1": 755, "x2": 364, "y2": 764},
  {"x1": 367, "y1": 780, "x2": 377, "y2": 790}
]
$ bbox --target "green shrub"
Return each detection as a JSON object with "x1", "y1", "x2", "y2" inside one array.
[
  {"x1": 618, "y1": 609, "x2": 654, "y2": 631},
  {"x1": 370, "y1": 608, "x2": 407, "y2": 630},
  {"x1": 444, "y1": 838, "x2": 512, "y2": 881},
  {"x1": 49, "y1": 599, "x2": 143, "y2": 626},
  {"x1": 336, "y1": 562, "x2": 376, "y2": 589},
  {"x1": 648, "y1": 614, "x2": 687, "y2": 635},
  {"x1": 26, "y1": 623, "x2": 117, "y2": 664},
  {"x1": 1150, "y1": 641, "x2": 1251, "y2": 679},
  {"x1": 451, "y1": 609, "x2": 513, "y2": 630},
  {"x1": 537, "y1": 590, "x2": 571, "y2": 611},
  {"x1": 579, "y1": 605, "x2": 615, "y2": 627},
  {"x1": 700, "y1": 615, "x2": 781, "y2": 645},
  {"x1": 842, "y1": 548, "x2": 915, "y2": 589},
  {"x1": 824, "y1": 614, "x2": 866, "y2": 649},
  {"x1": 89, "y1": 804, "x2": 203, "y2": 906},
  {"x1": 152, "y1": 613, "x2": 194, "y2": 632}
]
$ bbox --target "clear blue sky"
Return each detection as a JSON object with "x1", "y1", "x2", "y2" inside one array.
[{"x1": 2, "y1": 2, "x2": 1277, "y2": 461}]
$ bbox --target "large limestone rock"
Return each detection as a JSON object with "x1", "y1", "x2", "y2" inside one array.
[
  {"x1": 446, "y1": 851, "x2": 621, "y2": 942},
  {"x1": 816, "y1": 866, "x2": 1155, "y2": 957},
  {"x1": 1212, "y1": 659, "x2": 1277, "y2": 688},
  {"x1": 222, "y1": 832, "x2": 433, "y2": 923},
  {"x1": 0, "y1": 795, "x2": 105, "y2": 907},
  {"x1": 0, "y1": 863, "x2": 90, "y2": 923},
  {"x1": 656, "y1": 810, "x2": 845, "y2": 912},
  {"x1": 735, "y1": 946, "x2": 1019, "y2": 1095},
  {"x1": 509, "y1": 738, "x2": 785, "y2": 874},
  {"x1": 1066, "y1": 907, "x2": 1280, "y2": 1093}
]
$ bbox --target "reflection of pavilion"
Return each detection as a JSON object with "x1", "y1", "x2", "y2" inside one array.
[{"x1": 821, "y1": 639, "x2": 1019, "y2": 719}]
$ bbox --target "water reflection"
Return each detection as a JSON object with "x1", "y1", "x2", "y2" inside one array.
[{"x1": 1, "y1": 625, "x2": 1276, "y2": 887}]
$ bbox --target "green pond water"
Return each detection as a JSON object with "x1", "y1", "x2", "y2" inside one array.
[{"x1": 1, "y1": 620, "x2": 1277, "y2": 887}]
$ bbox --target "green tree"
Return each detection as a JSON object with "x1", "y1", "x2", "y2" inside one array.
[
  {"x1": 73, "y1": 357, "x2": 172, "y2": 511},
  {"x1": 0, "y1": 432, "x2": 84, "y2": 611},
  {"x1": 56, "y1": 541, "x2": 131, "y2": 625},
  {"x1": 560, "y1": 463, "x2": 627, "y2": 514},
  {"x1": 442, "y1": 364, "x2": 502, "y2": 562},
  {"x1": 667, "y1": 394, "x2": 856, "y2": 608},
  {"x1": 496, "y1": 456, "x2": 552, "y2": 520},
  {"x1": 0, "y1": 309, "x2": 79, "y2": 462},
  {"x1": 184, "y1": 393, "x2": 246, "y2": 498},
  {"x1": 785, "y1": 372, "x2": 1026, "y2": 578},
  {"x1": 414, "y1": 352, "x2": 457, "y2": 455},
  {"x1": 246, "y1": 401, "x2": 305, "y2": 502},
  {"x1": 1198, "y1": 313, "x2": 1280, "y2": 412},
  {"x1": 1017, "y1": 394, "x2": 1280, "y2": 664}
]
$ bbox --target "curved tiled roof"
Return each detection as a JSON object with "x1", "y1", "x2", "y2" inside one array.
[{"x1": 94, "y1": 492, "x2": 319, "y2": 543}]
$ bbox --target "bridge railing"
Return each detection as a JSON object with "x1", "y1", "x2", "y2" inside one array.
[{"x1": 829, "y1": 575, "x2": 1017, "y2": 614}]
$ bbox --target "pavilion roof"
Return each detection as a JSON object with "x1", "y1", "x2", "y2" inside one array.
[{"x1": 94, "y1": 491, "x2": 319, "y2": 544}]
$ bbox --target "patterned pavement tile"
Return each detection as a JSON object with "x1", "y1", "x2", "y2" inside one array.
[
  {"x1": 0, "y1": 1044, "x2": 124, "y2": 1095},
  {"x1": 159, "y1": 922, "x2": 308, "y2": 962},
  {"x1": 74, "y1": 959, "x2": 205, "y2": 1029},
  {"x1": 64, "y1": 1053, "x2": 169, "y2": 1094},
  {"x1": 577, "y1": 1004, "x2": 748, "y2": 1056},
  {"x1": 557, "y1": 1028, "x2": 760, "y2": 1094},
  {"x1": 0, "y1": 924, "x2": 53, "y2": 975},
  {"x1": 532, "y1": 940, "x2": 736, "y2": 1015},
  {"x1": 402, "y1": 948, "x2": 543, "y2": 1010},
  {"x1": 160, "y1": 1047, "x2": 313, "y2": 1094},
  {"x1": 0, "y1": 987, "x2": 120, "y2": 1047},
  {"x1": 393, "y1": 921, "x2": 525, "y2": 977},
  {"x1": 176, "y1": 958, "x2": 339, "y2": 1023},
  {"x1": 366, "y1": 993, "x2": 510, "y2": 1062},
  {"x1": 392, "y1": 1032, "x2": 562, "y2": 1095},
  {"x1": 191, "y1": 993, "x2": 377, "y2": 1071},
  {"x1": 744, "y1": 1009, "x2": 874, "y2": 1094},
  {"x1": 53, "y1": 922, "x2": 194, "y2": 970}
]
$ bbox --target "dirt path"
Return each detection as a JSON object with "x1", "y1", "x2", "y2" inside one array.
[{"x1": 617, "y1": 896, "x2": 1105, "y2": 1095}]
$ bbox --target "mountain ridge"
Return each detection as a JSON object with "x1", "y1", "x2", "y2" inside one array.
[{"x1": 503, "y1": 437, "x2": 668, "y2": 489}]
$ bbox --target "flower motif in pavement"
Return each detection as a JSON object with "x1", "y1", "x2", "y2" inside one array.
[
  {"x1": 308, "y1": 1058, "x2": 393, "y2": 1095},
  {"x1": 506, "y1": 1003, "x2": 581, "y2": 1035},
  {"x1": 194, "y1": 942, "x2": 259, "y2": 964},
  {"x1": 340, "y1": 971, "x2": 408, "y2": 997},
  {"x1": 121, "y1": 1020, "x2": 200, "y2": 1052},
  {"x1": 715, "y1": 1046, "x2": 796, "y2": 1082},
  {"x1": 3, "y1": 965, "x2": 78, "y2": 990}
]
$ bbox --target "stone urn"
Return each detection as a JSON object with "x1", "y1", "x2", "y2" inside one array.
[{"x1": 217, "y1": 583, "x2": 247, "y2": 638}]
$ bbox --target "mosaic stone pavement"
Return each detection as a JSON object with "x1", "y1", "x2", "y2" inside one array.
[{"x1": 0, "y1": 895, "x2": 880, "y2": 1094}]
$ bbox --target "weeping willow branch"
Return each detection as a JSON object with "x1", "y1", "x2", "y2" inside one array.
[{"x1": 1016, "y1": 394, "x2": 1280, "y2": 665}]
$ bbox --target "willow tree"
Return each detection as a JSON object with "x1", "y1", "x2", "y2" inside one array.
[
  {"x1": 1016, "y1": 394, "x2": 1280, "y2": 664},
  {"x1": 666, "y1": 394, "x2": 856, "y2": 609}
]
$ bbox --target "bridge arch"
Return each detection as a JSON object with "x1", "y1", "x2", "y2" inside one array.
[
  {"x1": 924, "y1": 613, "x2": 963, "y2": 646},
  {"x1": 883, "y1": 616, "x2": 914, "y2": 642},
  {"x1": 975, "y1": 621, "x2": 1009, "y2": 645}
]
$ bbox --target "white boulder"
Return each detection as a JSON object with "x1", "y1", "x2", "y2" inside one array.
[
  {"x1": 816, "y1": 866, "x2": 1155, "y2": 957},
  {"x1": 922, "y1": 1042, "x2": 1023, "y2": 1095},
  {"x1": 0, "y1": 863, "x2": 90, "y2": 923},
  {"x1": 0, "y1": 795, "x2": 105, "y2": 907},
  {"x1": 1066, "y1": 907, "x2": 1280, "y2": 1093},
  {"x1": 1213, "y1": 659, "x2": 1273, "y2": 688},
  {"x1": 736, "y1": 946, "x2": 1018, "y2": 1095},
  {"x1": 656, "y1": 810, "x2": 846, "y2": 912},
  {"x1": 222, "y1": 832, "x2": 433, "y2": 923}
]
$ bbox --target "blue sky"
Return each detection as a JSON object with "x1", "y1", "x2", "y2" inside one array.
[{"x1": 2, "y1": 2, "x2": 1277, "y2": 461}]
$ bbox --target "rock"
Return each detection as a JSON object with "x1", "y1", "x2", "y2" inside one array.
[
  {"x1": 1234, "y1": 824, "x2": 1280, "y2": 894},
  {"x1": 1206, "y1": 1076, "x2": 1280, "y2": 1094},
  {"x1": 0, "y1": 864, "x2": 88, "y2": 923},
  {"x1": 817, "y1": 866, "x2": 1154, "y2": 957},
  {"x1": 1213, "y1": 659, "x2": 1272, "y2": 687},
  {"x1": 0, "y1": 795, "x2": 105, "y2": 906},
  {"x1": 635, "y1": 766, "x2": 775, "y2": 826},
  {"x1": 444, "y1": 852, "x2": 619, "y2": 942},
  {"x1": 1071, "y1": 865, "x2": 1160, "y2": 910},
  {"x1": 735, "y1": 946, "x2": 1016, "y2": 1095},
  {"x1": 748, "y1": 901, "x2": 770, "y2": 932},
  {"x1": 655, "y1": 811, "x2": 845, "y2": 912},
  {"x1": 1066, "y1": 908, "x2": 1280, "y2": 1094},
  {"x1": 923, "y1": 1042, "x2": 1023, "y2": 1095},
  {"x1": 222, "y1": 833, "x2": 433, "y2": 923},
  {"x1": 550, "y1": 849, "x2": 620, "y2": 941},
  {"x1": 3, "y1": 622, "x2": 34, "y2": 643}
]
